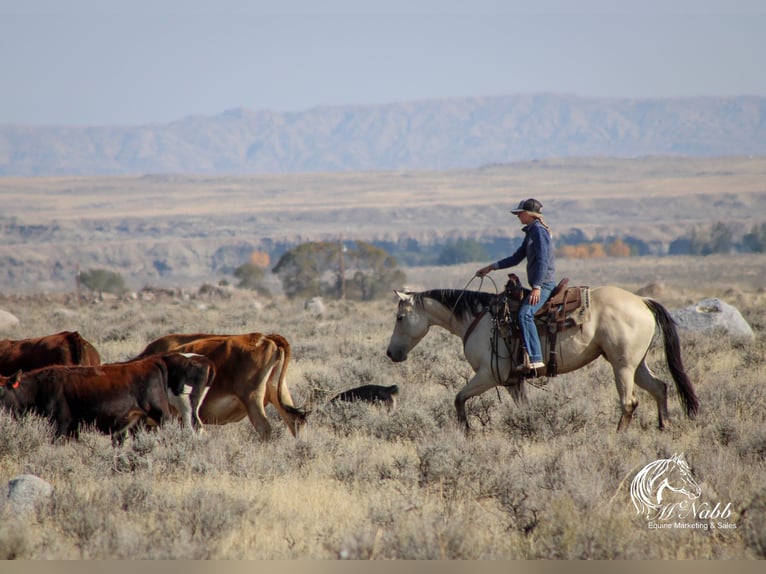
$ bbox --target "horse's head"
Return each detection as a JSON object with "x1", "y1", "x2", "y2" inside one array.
[
  {"x1": 660, "y1": 453, "x2": 702, "y2": 502},
  {"x1": 386, "y1": 290, "x2": 430, "y2": 362},
  {"x1": 631, "y1": 453, "x2": 702, "y2": 518}
]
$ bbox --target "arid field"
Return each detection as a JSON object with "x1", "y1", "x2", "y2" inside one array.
[
  {"x1": 3, "y1": 155, "x2": 766, "y2": 292},
  {"x1": 0, "y1": 254, "x2": 764, "y2": 559}
]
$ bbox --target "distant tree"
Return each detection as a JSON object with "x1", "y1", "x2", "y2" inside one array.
[
  {"x1": 668, "y1": 237, "x2": 692, "y2": 255},
  {"x1": 743, "y1": 223, "x2": 766, "y2": 253},
  {"x1": 77, "y1": 268, "x2": 128, "y2": 295},
  {"x1": 271, "y1": 241, "x2": 336, "y2": 299},
  {"x1": 437, "y1": 239, "x2": 489, "y2": 265},
  {"x1": 688, "y1": 222, "x2": 734, "y2": 255},
  {"x1": 708, "y1": 222, "x2": 733, "y2": 254},
  {"x1": 557, "y1": 242, "x2": 607, "y2": 259},
  {"x1": 249, "y1": 250, "x2": 271, "y2": 268},
  {"x1": 345, "y1": 241, "x2": 407, "y2": 301},
  {"x1": 233, "y1": 263, "x2": 271, "y2": 296},
  {"x1": 687, "y1": 226, "x2": 706, "y2": 255},
  {"x1": 606, "y1": 239, "x2": 632, "y2": 257},
  {"x1": 272, "y1": 240, "x2": 405, "y2": 301}
]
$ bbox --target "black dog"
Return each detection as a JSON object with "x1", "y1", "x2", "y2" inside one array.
[{"x1": 329, "y1": 384, "x2": 399, "y2": 411}]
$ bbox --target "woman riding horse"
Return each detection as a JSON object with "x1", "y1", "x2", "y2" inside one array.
[{"x1": 476, "y1": 198, "x2": 556, "y2": 372}]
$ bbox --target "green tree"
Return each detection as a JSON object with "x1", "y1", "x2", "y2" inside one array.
[
  {"x1": 271, "y1": 240, "x2": 405, "y2": 301},
  {"x1": 77, "y1": 268, "x2": 128, "y2": 295},
  {"x1": 233, "y1": 263, "x2": 271, "y2": 296},
  {"x1": 743, "y1": 223, "x2": 766, "y2": 253},
  {"x1": 687, "y1": 226, "x2": 706, "y2": 255},
  {"x1": 271, "y1": 241, "x2": 338, "y2": 299},
  {"x1": 345, "y1": 241, "x2": 407, "y2": 301},
  {"x1": 708, "y1": 222, "x2": 733, "y2": 254},
  {"x1": 437, "y1": 239, "x2": 489, "y2": 265},
  {"x1": 688, "y1": 222, "x2": 733, "y2": 255}
]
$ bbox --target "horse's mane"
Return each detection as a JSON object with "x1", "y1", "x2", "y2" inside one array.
[
  {"x1": 631, "y1": 458, "x2": 669, "y2": 516},
  {"x1": 630, "y1": 454, "x2": 692, "y2": 518},
  {"x1": 415, "y1": 289, "x2": 494, "y2": 321}
]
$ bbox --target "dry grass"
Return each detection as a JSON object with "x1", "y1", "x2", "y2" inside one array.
[{"x1": 0, "y1": 256, "x2": 765, "y2": 559}]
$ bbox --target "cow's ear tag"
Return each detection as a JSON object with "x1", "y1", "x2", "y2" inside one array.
[{"x1": 11, "y1": 380, "x2": 20, "y2": 389}]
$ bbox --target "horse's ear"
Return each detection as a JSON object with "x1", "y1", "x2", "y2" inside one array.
[{"x1": 394, "y1": 290, "x2": 411, "y2": 302}]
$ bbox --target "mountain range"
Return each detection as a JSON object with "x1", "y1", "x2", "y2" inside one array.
[{"x1": 2, "y1": 94, "x2": 765, "y2": 176}]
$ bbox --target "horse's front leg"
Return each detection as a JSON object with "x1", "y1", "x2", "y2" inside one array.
[{"x1": 454, "y1": 368, "x2": 500, "y2": 431}]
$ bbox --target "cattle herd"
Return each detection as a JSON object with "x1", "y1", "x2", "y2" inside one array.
[{"x1": 0, "y1": 329, "x2": 393, "y2": 445}]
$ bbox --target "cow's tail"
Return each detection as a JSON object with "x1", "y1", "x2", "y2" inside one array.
[
  {"x1": 644, "y1": 299, "x2": 699, "y2": 419},
  {"x1": 69, "y1": 331, "x2": 101, "y2": 366},
  {"x1": 268, "y1": 334, "x2": 309, "y2": 419}
]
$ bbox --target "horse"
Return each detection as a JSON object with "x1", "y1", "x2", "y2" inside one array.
[
  {"x1": 385, "y1": 286, "x2": 699, "y2": 432},
  {"x1": 630, "y1": 453, "x2": 702, "y2": 520}
]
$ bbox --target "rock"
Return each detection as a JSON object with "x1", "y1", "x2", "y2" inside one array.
[
  {"x1": 0, "y1": 309, "x2": 20, "y2": 330},
  {"x1": 304, "y1": 297, "x2": 325, "y2": 315},
  {"x1": 671, "y1": 298, "x2": 755, "y2": 341},
  {"x1": 5, "y1": 474, "x2": 53, "y2": 517}
]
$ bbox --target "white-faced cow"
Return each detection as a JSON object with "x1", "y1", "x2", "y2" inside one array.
[
  {"x1": 0, "y1": 353, "x2": 214, "y2": 445},
  {"x1": 160, "y1": 353, "x2": 215, "y2": 432},
  {"x1": 0, "y1": 331, "x2": 101, "y2": 375},
  {"x1": 136, "y1": 332, "x2": 308, "y2": 441}
]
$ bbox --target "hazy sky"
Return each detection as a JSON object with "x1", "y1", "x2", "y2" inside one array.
[{"x1": 1, "y1": 0, "x2": 764, "y2": 126}]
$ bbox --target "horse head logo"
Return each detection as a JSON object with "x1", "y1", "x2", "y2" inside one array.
[{"x1": 630, "y1": 453, "x2": 702, "y2": 520}]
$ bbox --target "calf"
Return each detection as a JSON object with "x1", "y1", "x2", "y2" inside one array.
[
  {"x1": 0, "y1": 331, "x2": 101, "y2": 375},
  {"x1": 0, "y1": 353, "x2": 212, "y2": 444},
  {"x1": 163, "y1": 353, "x2": 215, "y2": 432},
  {"x1": 330, "y1": 384, "x2": 399, "y2": 412}
]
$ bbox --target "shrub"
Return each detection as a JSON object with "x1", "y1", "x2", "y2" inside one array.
[{"x1": 77, "y1": 268, "x2": 128, "y2": 295}]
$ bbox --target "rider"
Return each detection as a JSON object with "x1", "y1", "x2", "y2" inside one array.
[{"x1": 475, "y1": 198, "x2": 556, "y2": 371}]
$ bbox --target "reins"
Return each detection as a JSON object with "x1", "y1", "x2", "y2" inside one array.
[
  {"x1": 458, "y1": 273, "x2": 571, "y2": 402},
  {"x1": 448, "y1": 274, "x2": 497, "y2": 317},
  {"x1": 454, "y1": 274, "x2": 513, "y2": 387},
  {"x1": 454, "y1": 274, "x2": 498, "y2": 348}
]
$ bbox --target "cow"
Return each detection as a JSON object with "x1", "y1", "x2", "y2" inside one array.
[
  {"x1": 136, "y1": 332, "x2": 308, "y2": 441},
  {"x1": 330, "y1": 384, "x2": 399, "y2": 412},
  {"x1": 0, "y1": 331, "x2": 101, "y2": 375},
  {"x1": 161, "y1": 353, "x2": 216, "y2": 433},
  {"x1": 0, "y1": 353, "x2": 214, "y2": 445}
]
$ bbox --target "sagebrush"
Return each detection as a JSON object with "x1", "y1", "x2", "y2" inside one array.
[{"x1": 0, "y1": 257, "x2": 764, "y2": 559}]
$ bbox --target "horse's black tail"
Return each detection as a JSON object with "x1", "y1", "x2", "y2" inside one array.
[{"x1": 644, "y1": 299, "x2": 699, "y2": 419}]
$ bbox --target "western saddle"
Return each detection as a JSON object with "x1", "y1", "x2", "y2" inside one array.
[{"x1": 491, "y1": 273, "x2": 586, "y2": 378}]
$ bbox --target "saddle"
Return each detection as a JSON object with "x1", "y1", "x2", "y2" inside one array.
[
  {"x1": 490, "y1": 273, "x2": 590, "y2": 378},
  {"x1": 504, "y1": 275, "x2": 584, "y2": 323}
]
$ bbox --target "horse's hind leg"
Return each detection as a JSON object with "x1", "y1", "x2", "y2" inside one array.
[{"x1": 634, "y1": 359, "x2": 669, "y2": 430}]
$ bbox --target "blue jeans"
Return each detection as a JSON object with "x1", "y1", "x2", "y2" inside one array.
[{"x1": 519, "y1": 281, "x2": 556, "y2": 364}]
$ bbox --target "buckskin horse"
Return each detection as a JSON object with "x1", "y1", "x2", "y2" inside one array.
[{"x1": 386, "y1": 285, "x2": 699, "y2": 432}]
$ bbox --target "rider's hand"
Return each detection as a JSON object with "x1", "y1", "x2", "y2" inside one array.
[
  {"x1": 475, "y1": 265, "x2": 492, "y2": 277},
  {"x1": 528, "y1": 287, "x2": 541, "y2": 305}
]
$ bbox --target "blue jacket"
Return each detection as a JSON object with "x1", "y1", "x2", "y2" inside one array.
[{"x1": 494, "y1": 219, "x2": 555, "y2": 288}]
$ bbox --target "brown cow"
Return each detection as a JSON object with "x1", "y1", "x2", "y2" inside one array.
[
  {"x1": 0, "y1": 331, "x2": 101, "y2": 375},
  {"x1": 0, "y1": 353, "x2": 214, "y2": 445},
  {"x1": 136, "y1": 333, "x2": 308, "y2": 440}
]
